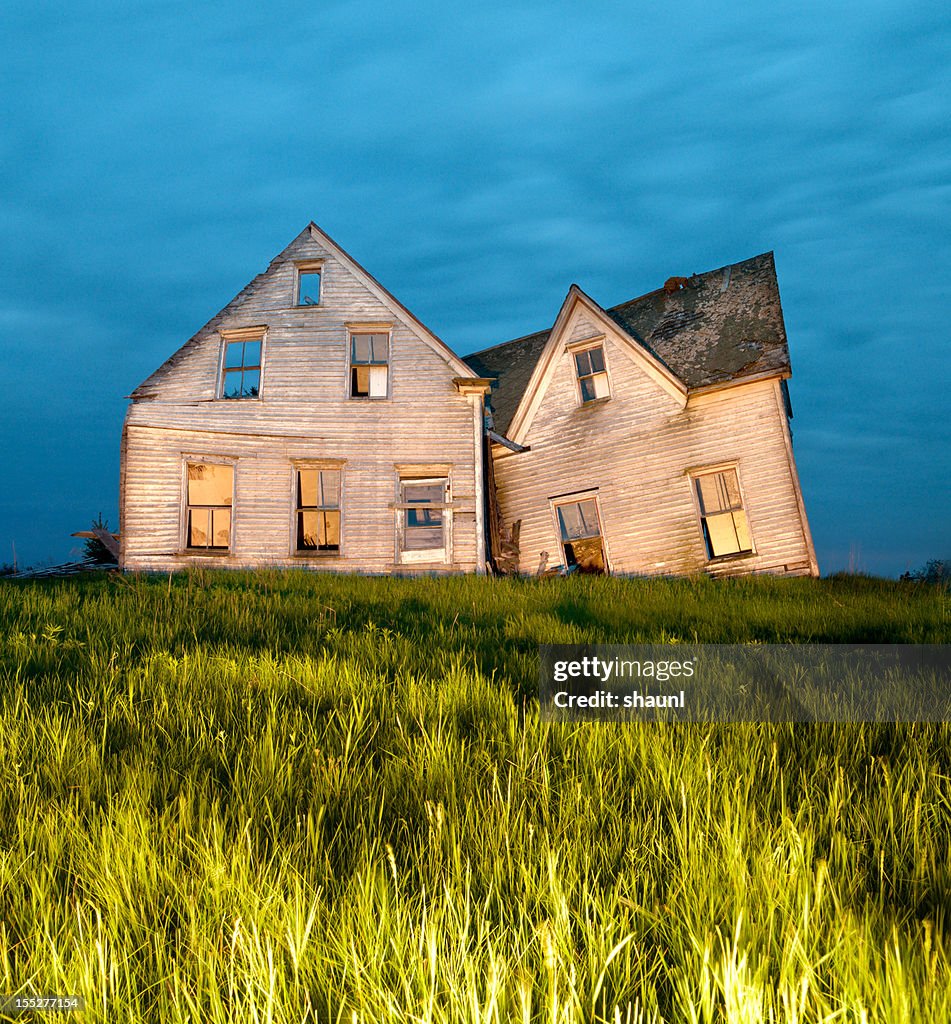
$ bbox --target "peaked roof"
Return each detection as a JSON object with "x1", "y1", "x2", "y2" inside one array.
[
  {"x1": 464, "y1": 252, "x2": 790, "y2": 435},
  {"x1": 131, "y1": 222, "x2": 472, "y2": 398}
]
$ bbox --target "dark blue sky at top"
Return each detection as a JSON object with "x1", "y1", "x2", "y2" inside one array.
[{"x1": 1, "y1": 0, "x2": 948, "y2": 576}]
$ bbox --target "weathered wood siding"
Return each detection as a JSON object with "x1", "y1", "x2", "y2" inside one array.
[
  {"x1": 492, "y1": 306, "x2": 817, "y2": 577},
  {"x1": 122, "y1": 227, "x2": 483, "y2": 573}
]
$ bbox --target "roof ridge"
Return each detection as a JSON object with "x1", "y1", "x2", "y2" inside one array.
[{"x1": 469, "y1": 252, "x2": 776, "y2": 357}]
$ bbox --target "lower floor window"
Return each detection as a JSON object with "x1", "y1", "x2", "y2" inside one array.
[
  {"x1": 554, "y1": 496, "x2": 606, "y2": 573},
  {"x1": 693, "y1": 467, "x2": 752, "y2": 558},
  {"x1": 399, "y1": 477, "x2": 449, "y2": 561},
  {"x1": 296, "y1": 469, "x2": 341, "y2": 552},
  {"x1": 186, "y1": 462, "x2": 233, "y2": 549}
]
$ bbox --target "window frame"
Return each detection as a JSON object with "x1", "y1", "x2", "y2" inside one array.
[
  {"x1": 182, "y1": 457, "x2": 236, "y2": 554},
  {"x1": 348, "y1": 326, "x2": 391, "y2": 400},
  {"x1": 549, "y1": 490, "x2": 609, "y2": 574},
  {"x1": 395, "y1": 474, "x2": 452, "y2": 565},
  {"x1": 689, "y1": 463, "x2": 755, "y2": 561},
  {"x1": 291, "y1": 462, "x2": 345, "y2": 557},
  {"x1": 218, "y1": 327, "x2": 266, "y2": 401},
  {"x1": 295, "y1": 262, "x2": 323, "y2": 308},
  {"x1": 568, "y1": 339, "x2": 611, "y2": 405}
]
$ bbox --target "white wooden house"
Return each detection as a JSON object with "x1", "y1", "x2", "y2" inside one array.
[
  {"x1": 465, "y1": 254, "x2": 818, "y2": 577},
  {"x1": 120, "y1": 223, "x2": 490, "y2": 572},
  {"x1": 120, "y1": 225, "x2": 817, "y2": 577}
]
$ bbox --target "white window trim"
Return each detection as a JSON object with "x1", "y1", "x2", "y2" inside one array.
[
  {"x1": 295, "y1": 262, "x2": 324, "y2": 307},
  {"x1": 548, "y1": 488, "x2": 610, "y2": 573},
  {"x1": 396, "y1": 474, "x2": 452, "y2": 565},
  {"x1": 567, "y1": 338, "x2": 611, "y2": 405},
  {"x1": 289, "y1": 459, "x2": 346, "y2": 558},
  {"x1": 181, "y1": 455, "x2": 238, "y2": 555},
  {"x1": 218, "y1": 326, "x2": 267, "y2": 401},
  {"x1": 687, "y1": 462, "x2": 756, "y2": 561},
  {"x1": 347, "y1": 324, "x2": 392, "y2": 400}
]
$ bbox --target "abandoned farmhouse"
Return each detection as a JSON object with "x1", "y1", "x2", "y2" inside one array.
[{"x1": 119, "y1": 222, "x2": 818, "y2": 577}]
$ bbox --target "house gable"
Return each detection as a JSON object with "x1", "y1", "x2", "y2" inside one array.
[
  {"x1": 464, "y1": 252, "x2": 791, "y2": 436},
  {"x1": 504, "y1": 285, "x2": 688, "y2": 446},
  {"x1": 130, "y1": 222, "x2": 472, "y2": 403}
]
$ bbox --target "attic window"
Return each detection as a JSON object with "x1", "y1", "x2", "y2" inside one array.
[
  {"x1": 350, "y1": 333, "x2": 389, "y2": 399},
  {"x1": 297, "y1": 267, "x2": 322, "y2": 306},
  {"x1": 574, "y1": 346, "x2": 609, "y2": 403}
]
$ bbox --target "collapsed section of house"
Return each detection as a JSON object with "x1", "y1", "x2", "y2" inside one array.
[{"x1": 119, "y1": 223, "x2": 817, "y2": 577}]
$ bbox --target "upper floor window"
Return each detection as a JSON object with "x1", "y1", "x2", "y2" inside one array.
[
  {"x1": 693, "y1": 467, "x2": 753, "y2": 559},
  {"x1": 350, "y1": 332, "x2": 389, "y2": 398},
  {"x1": 574, "y1": 345, "x2": 609, "y2": 403},
  {"x1": 219, "y1": 327, "x2": 265, "y2": 399},
  {"x1": 185, "y1": 462, "x2": 233, "y2": 550},
  {"x1": 297, "y1": 265, "x2": 322, "y2": 306}
]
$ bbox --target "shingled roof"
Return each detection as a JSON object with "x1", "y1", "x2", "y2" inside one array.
[{"x1": 464, "y1": 252, "x2": 790, "y2": 436}]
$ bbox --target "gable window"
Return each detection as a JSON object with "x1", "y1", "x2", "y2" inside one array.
[
  {"x1": 297, "y1": 266, "x2": 322, "y2": 306},
  {"x1": 296, "y1": 468, "x2": 341, "y2": 553},
  {"x1": 553, "y1": 495, "x2": 607, "y2": 573},
  {"x1": 220, "y1": 329, "x2": 264, "y2": 399},
  {"x1": 350, "y1": 333, "x2": 389, "y2": 398},
  {"x1": 574, "y1": 345, "x2": 609, "y2": 402},
  {"x1": 693, "y1": 467, "x2": 753, "y2": 558},
  {"x1": 398, "y1": 476, "x2": 450, "y2": 563},
  {"x1": 186, "y1": 462, "x2": 233, "y2": 550}
]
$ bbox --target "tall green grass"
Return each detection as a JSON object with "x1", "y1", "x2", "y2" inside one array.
[{"x1": 0, "y1": 571, "x2": 948, "y2": 1022}]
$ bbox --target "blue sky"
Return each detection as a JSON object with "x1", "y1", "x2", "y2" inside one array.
[{"x1": 1, "y1": 0, "x2": 948, "y2": 575}]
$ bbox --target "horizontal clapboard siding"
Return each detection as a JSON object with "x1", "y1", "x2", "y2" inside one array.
[
  {"x1": 122, "y1": 228, "x2": 482, "y2": 573},
  {"x1": 492, "y1": 310, "x2": 816, "y2": 578}
]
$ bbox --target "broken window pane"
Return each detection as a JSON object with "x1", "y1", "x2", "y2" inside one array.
[
  {"x1": 298, "y1": 271, "x2": 321, "y2": 306},
  {"x1": 403, "y1": 482, "x2": 443, "y2": 504},
  {"x1": 557, "y1": 499, "x2": 600, "y2": 540}
]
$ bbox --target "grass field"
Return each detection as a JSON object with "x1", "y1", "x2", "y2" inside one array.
[{"x1": 0, "y1": 571, "x2": 948, "y2": 1022}]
